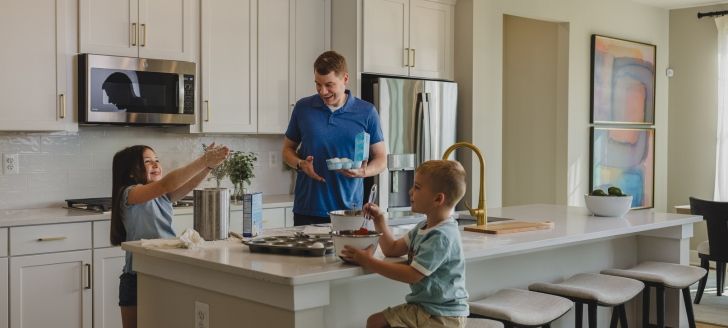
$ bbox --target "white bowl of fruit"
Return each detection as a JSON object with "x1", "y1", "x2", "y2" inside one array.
[{"x1": 584, "y1": 187, "x2": 633, "y2": 217}]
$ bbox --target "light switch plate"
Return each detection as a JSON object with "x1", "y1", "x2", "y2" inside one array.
[
  {"x1": 195, "y1": 301, "x2": 209, "y2": 328},
  {"x1": 2, "y1": 153, "x2": 19, "y2": 175}
]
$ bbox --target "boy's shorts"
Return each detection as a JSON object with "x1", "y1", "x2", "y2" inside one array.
[{"x1": 383, "y1": 303, "x2": 467, "y2": 328}]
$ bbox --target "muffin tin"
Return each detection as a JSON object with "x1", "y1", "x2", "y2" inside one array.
[{"x1": 243, "y1": 234, "x2": 335, "y2": 256}]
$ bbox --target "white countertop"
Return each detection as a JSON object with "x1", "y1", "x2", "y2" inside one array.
[
  {"x1": 122, "y1": 204, "x2": 702, "y2": 286},
  {"x1": 0, "y1": 193, "x2": 294, "y2": 227}
]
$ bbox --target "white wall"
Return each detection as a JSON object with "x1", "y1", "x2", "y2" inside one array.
[
  {"x1": 0, "y1": 128, "x2": 292, "y2": 210},
  {"x1": 455, "y1": 0, "x2": 669, "y2": 210}
]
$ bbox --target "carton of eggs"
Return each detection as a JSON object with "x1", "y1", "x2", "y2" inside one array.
[{"x1": 326, "y1": 158, "x2": 363, "y2": 170}]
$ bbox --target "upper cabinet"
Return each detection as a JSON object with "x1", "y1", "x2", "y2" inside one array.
[
  {"x1": 200, "y1": 0, "x2": 329, "y2": 134},
  {"x1": 0, "y1": 0, "x2": 77, "y2": 131},
  {"x1": 80, "y1": 0, "x2": 195, "y2": 62},
  {"x1": 361, "y1": 0, "x2": 454, "y2": 80}
]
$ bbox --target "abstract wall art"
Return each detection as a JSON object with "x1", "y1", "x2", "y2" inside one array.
[
  {"x1": 590, "y1": 127, "x2": 655, "y2": 208},
  {"x1": 591, "y1": 35, "x2": 656, "y2": 125}
]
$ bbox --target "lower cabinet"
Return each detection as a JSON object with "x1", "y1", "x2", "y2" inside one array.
[
  {"x1": 0, "y1": 257, "x2": 7, "y2": 328},
  {"x1": 9, "y1": 250, "x2": 92, "y2": 328},
  {"x1": 93, "y1": 247, "x2": 125, "y2": 328}
]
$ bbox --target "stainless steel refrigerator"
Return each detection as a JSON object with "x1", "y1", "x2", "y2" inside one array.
[{"x1": 361, "y1": 74, "x2": 458, "y2": 217}]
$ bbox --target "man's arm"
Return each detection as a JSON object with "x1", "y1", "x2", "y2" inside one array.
[{"x1": 282, "y1": 137, "x2": 325, "y2": 182}]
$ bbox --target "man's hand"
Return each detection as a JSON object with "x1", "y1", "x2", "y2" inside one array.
[
  {"x1": 300, "y1": 155, "x2": 325, "y2": 182},
  {"x1": 338, "y1": 160, "x2": 368, "y2": 178}
]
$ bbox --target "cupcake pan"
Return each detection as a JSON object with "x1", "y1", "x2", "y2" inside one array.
[{"x1": 243, "y1": 234, "x2": 334, "y2": 256}]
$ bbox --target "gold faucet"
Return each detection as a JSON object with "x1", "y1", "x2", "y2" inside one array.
[{"x1": 442, "y1": 142, "x2": 487, "y2": 228}]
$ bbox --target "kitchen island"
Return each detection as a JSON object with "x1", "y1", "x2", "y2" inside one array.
[{"x1": 122, "y1": 204, "x2": 701, "y2": 328}]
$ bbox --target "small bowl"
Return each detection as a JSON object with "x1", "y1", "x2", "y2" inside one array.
[
  {"x1": 329, "y1": 210, "x2": 372, "y2": 231},
  {"x1": 332, "y1": 229, "x2": 382, "y2": 260},
  {"x1": 584, "y1": 194, "x2": 633, "y2": 217}
]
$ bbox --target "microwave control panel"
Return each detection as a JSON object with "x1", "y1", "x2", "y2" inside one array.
[{"x1": 183, "y1": 74, "x2": 195, "y2": 114}]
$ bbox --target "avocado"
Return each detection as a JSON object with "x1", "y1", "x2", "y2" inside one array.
[
  {"x1": 591, "y1": 189, "x2": 608, "y2": 196},
  {"x1": 608, "y1": 186, "x2": 624, "y2": 196}
]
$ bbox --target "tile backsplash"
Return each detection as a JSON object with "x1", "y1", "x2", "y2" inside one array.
[{"x1": 0, "y1": 127, "x2": 293, "y2": 210}]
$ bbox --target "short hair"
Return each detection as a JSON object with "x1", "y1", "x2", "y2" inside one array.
[
  {"x1": 314, "y1": 50, "x2": 348, "y2": 76},
  {"x1": 416, "y1": 160, "x2": 467, "y2": 208}
]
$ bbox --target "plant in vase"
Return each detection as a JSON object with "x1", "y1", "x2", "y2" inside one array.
[
  {"x1": 203, "y1": 144, "x2": 230, "y2": 188},
  {"x1": 227, "y1": 151, "x2": 257, "y2": 201}
]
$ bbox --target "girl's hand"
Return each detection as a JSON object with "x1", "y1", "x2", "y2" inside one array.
[
  {"x1": 363, "y1": 203, "x2": 385, "y2": 225},
  {"x1": 340, "y1": 245, "x2": 375, "y2": 265},
  {"x1": 204, "y1": 145, "x2": 230, "y2": 168}
]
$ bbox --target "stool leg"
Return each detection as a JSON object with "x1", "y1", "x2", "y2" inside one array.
[
  {"x1": 718, "y1": 261, "x2": 726, "y2": 297},
  {"x1": 543, "y1": 324, "x2": 551, "y2": 328},
  {"x1": 588, "y1": 303, "x2": 597, "y2": 328},
  {"x1": 618, "y1": 304, "x2": 628, "y2": 328},
  {"x1": 695, "y1": 258, "x2": 709, "y2": 304},
  {"x1": 682, "y1": 287, "x2": 697, "y2": 328},
  {"x1": 575, "y1": 302, "x2": 583, "y2": 328},
  {"x1": 642, "y1": 286, "x2": 651, "y2": 328},
  {"x1": 610, "y1": 306, "x2": 619, "y2": 328},
  {"x1": 656, "y1": 286, "x2": 665, "y2": 328}
]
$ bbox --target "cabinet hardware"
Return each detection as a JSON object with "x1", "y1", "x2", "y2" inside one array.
[
  {"x1": 410, "y1": 48, "x2": 415, "y2": 68},
  {"x1": 140, "y1": 24, "x2": 146, "y2": 47},
  {"x1": 84, "y1": 263, "x2": 92, "y2": 289},
  {"x1": 204, "y1": 100, "x2": 210, "y2": 122},
  {"x1": 36, "y1": 236, "x2": 67, "y2": 242},
  {"x1": 403, "y1": 48, "x2": 410, "y2": 67},
  {"x1": 58, "y1": 94, "x2": 65, "y2": 119},
  {"x1": 131, "y1": 23, "x2": 137, "y2": 46}
]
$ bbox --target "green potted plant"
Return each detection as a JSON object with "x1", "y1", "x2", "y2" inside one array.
[{"x1": 227, "y1": 151, "x2": 257, "y2": 201}]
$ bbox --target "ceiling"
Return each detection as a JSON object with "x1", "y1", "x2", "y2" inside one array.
[{"x1": 631, "y1": 0, "x2": 728, "y2": 9}]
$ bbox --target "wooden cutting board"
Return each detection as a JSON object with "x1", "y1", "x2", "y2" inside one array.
[{"x1": 464, "y1": 220, "x2": 554, "y2": 234}]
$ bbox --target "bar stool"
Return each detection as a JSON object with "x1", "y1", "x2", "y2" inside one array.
[
  {"x1": 601, "y1": 261, "x2": 707, "y2": 328},
  {"x1": 528, "y1": 273, "x2": 644, "y2": 328},
  {"x1": 468, "y1": 288, "x2": 573, "y2": 327}
]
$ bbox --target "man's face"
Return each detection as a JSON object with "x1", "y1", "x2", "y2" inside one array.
[{"x1": 314, "y1": 71, "x2": 349, "y2": 108}]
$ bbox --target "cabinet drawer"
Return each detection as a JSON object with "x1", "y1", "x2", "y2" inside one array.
[
  {"x1": 0, "y1": 228, "x2": 7, "y2": 257},
  {"x1": 93, "y1": 220, "x2": 112, "y2": 248},
  {"x1": 10, "y1": 222, "x2": 92, "y2": 256},
  {"x1": 262, "y1": 208, "x2": 285, "y2": 229}
]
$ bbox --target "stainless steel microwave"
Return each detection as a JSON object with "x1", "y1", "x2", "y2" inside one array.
[{"x1": 78, "y1": 54, "x2": 196, "y2": 125}]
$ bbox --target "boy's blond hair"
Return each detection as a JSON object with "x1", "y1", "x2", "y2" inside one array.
[{"x1": 416, "y1": 160, "x2": 466, "y2": 208}]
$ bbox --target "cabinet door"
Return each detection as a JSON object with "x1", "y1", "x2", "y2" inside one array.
[
  {"x1": 262, "y1": 208, "x2": 286, "y2": 229},
  {"x1": 362, "y1": 0, "x2": 409, "y2": 76},
  {"x1": 93, "y1": 247, "x2": 125, "y2": 328},
  {"x1": 0, "y1": 258, "x2": 7, "y2": 328},
  {"x1": 0, "y1": 0, "x2": 74, "y2": 131},
  {"x1": 79, "y1": 0, "x2": 139, "y2": 57},
  {"x1": 172, "y1": 213, "x2": 194, "y2": 234},
  {"x1": 200, "y1": 0, "x2": 257, "y2": 133},
  {"x1": 257, "y1": 0, "x2": 291, "y2": 134},
  {"x1": 138, "y1": 0, "x2": 195, "y2": 61},
  {"x1": 284, "y1": 206, "x2": 295, "y2": 227},
  {"x1": 10, "y1": 250, "x2": 92, "y2": 328},
  {"x1": 294, "y1": 0, "x2": 329, "y2": 103},
  {"x1": 409, "y1": 0, "x2": 453, "y2": 79}
]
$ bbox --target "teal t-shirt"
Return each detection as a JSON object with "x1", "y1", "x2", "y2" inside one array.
[
  {"x1": 404, "y1": 218, "x2": 469, "y2": 317},
  {"x1": 121, "y1": 185, "x2": 176, "y2": 273}
]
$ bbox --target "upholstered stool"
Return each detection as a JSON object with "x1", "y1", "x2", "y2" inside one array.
[
  {"x1": 602, "y1": 261, "x2": 707, "y2": 328},
  {"x1": 468, "y1": 288, "x2": 573, "y2": 328},
  {"x1": 529, "y1": 273, "x2": 644, "y2": 328}
]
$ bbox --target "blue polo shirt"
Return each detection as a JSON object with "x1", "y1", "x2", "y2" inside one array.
[{"x1": 285, "y1": 90, "x2": 383, "y2": 217}]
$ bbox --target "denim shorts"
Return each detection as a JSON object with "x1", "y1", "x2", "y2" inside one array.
[{"x1": 118, "y1": 272, "x2": 137, "y2": 306}]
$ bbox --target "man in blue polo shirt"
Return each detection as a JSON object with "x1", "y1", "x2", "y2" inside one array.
[{"x1": 282, "y1": 51, "x2": 387, "y2": 225}]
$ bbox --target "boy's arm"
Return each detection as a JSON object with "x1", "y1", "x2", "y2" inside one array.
[
  {"x1": 368, "y1": 205, "x2": 409, "y2": 257},
  {"x1": 360, "y1": 256, "x2": 424, "y2": 284}
]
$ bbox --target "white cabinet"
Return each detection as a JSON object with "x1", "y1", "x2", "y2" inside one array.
[
  {"x1": 93, "y1": 247, "x2": 125, "y2": 328},
  {"x1": 80, "y1": 0, "x2": 195, "y2": 61},
  {"x1": 200, "y1": 0, "x2": 329, "y2": 134},
  {"x1": 362, "y1": 0, "x2": 453, "y2": 79},
  {"x1": 0, "y1": 0, "x2": 77, "y2": 131},
  {"x1": 0, "y1": 258, "x2": 7, "y2": 328},
  {"x1": 10, "y1": 250, "x2": 92, "y2": 328}
]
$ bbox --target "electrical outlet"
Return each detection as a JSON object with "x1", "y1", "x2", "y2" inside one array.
[
  {"x1": 269, "y1": 151, "x2": 279, "y2": 167},
  {"x1": 3, "y1": 153, "x2": 19, "y2": 175},
  {"x1": 195, "y1": 301, "x2": 209, "y2": 328}
]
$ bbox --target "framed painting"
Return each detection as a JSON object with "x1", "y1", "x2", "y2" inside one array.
[
  {"x1": 591, "y1": 35, "x2": 656, "y2": 124},
  {"x1": 590, "y1": 127, "x2": 655, "y2": 209}
]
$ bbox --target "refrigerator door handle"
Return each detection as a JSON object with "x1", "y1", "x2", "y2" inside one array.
[{"x1": 415, "y1": 92, "x2": 425, "y2": 165}]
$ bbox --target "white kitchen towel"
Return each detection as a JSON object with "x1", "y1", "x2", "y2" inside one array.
[{"x1": 141, "y1": 228, "x2": 206, "y2": 249}]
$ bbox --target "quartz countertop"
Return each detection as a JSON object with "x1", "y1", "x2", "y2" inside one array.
[{"x1": 122, "y1": 204, "x2": 702, "y2": 286}]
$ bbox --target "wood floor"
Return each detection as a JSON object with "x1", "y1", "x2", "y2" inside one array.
[{"x1": 698, "y1": 322, "x2": 727, "y2": 328}]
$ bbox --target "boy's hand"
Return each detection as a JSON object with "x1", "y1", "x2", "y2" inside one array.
[
  {"x1": 363, "y1": 203, "x2": 386, "y2": 226},
  {"x1": 340, "y1": 245, "x2": 375, "y2": 265}
]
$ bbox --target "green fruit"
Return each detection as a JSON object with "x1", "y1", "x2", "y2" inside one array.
[
  {"x1": 591, "y1": 189, "x2": 608, "y2": 196},
  {"x1": 608, "y1": 186, "x2": 624, "y2": 196}
]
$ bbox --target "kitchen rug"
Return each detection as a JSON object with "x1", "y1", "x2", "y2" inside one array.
[{"x1": 691, "y1": 268, "x2": 728, "y2": 327}]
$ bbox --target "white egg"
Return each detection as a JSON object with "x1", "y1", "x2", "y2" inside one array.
[
  {"x1": 311, "y1": 242, "x2": 325, "y2": 248},
  {"x1": 330, "y1": 158, "x2": 341, "y2": 163}
]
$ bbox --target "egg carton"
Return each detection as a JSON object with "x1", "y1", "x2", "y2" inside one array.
[{"x1": 243, "y1": 234, "x2": 334, "y2": 256}]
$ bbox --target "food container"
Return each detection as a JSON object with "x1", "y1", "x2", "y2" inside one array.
[
  {"x1": 329, "y1": 210, "x2": 373, "y2": 231},
  {"x1": 193, "y1": 188, "x2": 230, "y2": 240},
  {"x1": 326, "y1": 158, "x2": 343, "y2": 170},
  {"x1": 332, "y1": 230, "x2": 382, "y2": 260},
  {"x1": 584, "y1": 194, "x2": 633, "y2": 217}
]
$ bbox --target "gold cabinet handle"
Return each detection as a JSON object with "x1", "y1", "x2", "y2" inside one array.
[
  {"x1": 204, "y1": 100, "x2": 210, "y2": 122},
  {"x1": 131, "y1": 23, "x2": 137, "y2": 46},
  {"x1": 58, "y1": 94, "x2": 66, "y2": 119},
  {"x1": 410, "y1": 48, "x2": 415, "y2": 68},
  {"x1": 403, "y1": 48, "x2": 410, "y2": 67},
  {"x1": 140, "y1": 23, "x2": 146, "y2": 47},
  {"x1": 84, "y1": 263, "x2": 92, "y2": 289},
  {"x1": 37, "y1": 236, "x2": 67, "y2": 242}
]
